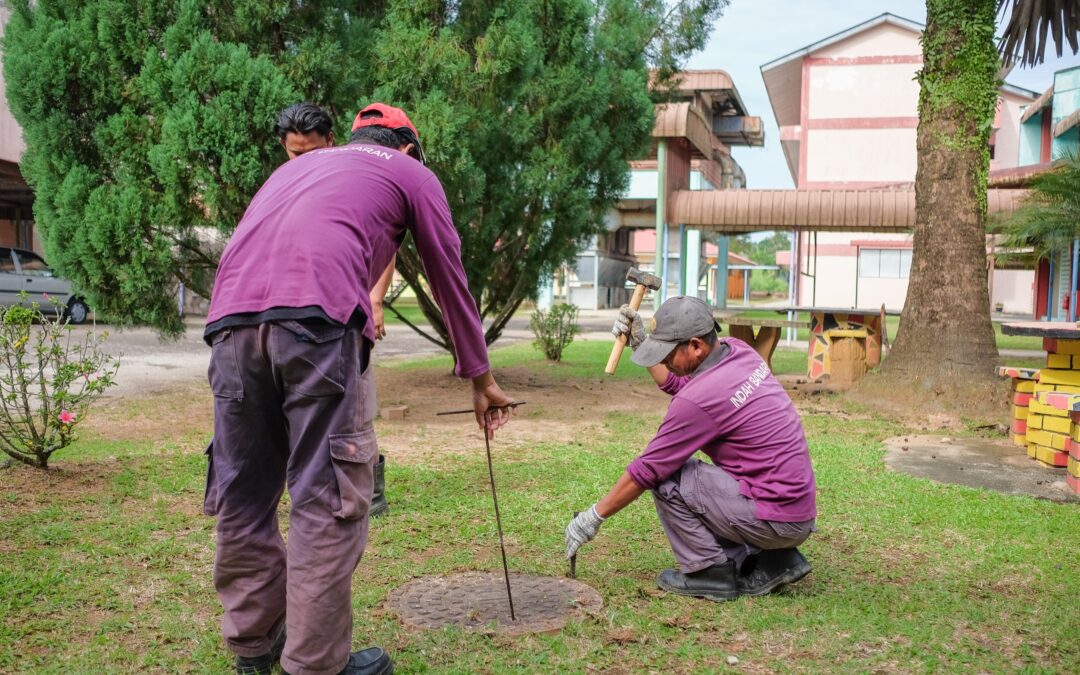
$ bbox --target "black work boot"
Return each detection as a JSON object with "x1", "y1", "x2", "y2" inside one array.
[
  {"x1": 339, "y1": 647, "x2": 393, "y2": 675},
  {"x1": 236, "y1": 625, "x2": 286, "y2": 674},
  {"x1": 282, "y1": 646, "x2": 393, "y2": 675},
  {"x1": 657, "y1": 561, "x2": 740, "y2": 601},
  {"x1": 369, "y1": 454, "x2": 389, "y2": 518},
  {"x1": 737, "y1": 547, "x2": 811, "y2": 597}
]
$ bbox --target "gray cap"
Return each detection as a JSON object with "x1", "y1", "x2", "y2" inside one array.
[{"x1": 631, "y1": 296, "x2": 720, "y2": 367}]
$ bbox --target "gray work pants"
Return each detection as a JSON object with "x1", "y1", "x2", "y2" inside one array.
[
  {"x1": 204, "y1": 321, "x2": 377, "y2": 675},
  {"x1": 652, "y1": 459, "x2": 814, "y2": 573}
]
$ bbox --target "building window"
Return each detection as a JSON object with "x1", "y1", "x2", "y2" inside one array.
[{"x1": 859, "y1": 248, "x2": 912, "y2": 278}]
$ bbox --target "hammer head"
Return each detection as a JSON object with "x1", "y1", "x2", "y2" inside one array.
[{"x1": 626, "y1": 267, "x2": 662, "y2": 290}]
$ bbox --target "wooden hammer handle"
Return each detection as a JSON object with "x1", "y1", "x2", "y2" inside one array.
[{"x1": 605, "y1": 284, "x2": 648, "y2": 374}]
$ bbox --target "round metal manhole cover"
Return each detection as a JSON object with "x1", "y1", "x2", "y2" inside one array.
[{"x1": 386, "y1": 572, "x2": 603, "y2": 635}]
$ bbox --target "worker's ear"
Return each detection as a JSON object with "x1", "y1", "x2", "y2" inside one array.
[
  {"x1": 399, "y1": 142, "x2": 415, "y2": 157},
  {"x1": 327, "y1": 131, "x2": 335, "y2": 147}
]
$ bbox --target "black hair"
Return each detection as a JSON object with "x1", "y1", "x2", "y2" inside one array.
[
  {"x1": 349, "y1": 109, "x2": 425, "y2": 162},
  {"x1": 348, "y1": 126, "x2": 410, "y2": 149},
  {"x1": 275, "y1": 102, "x2": 333, "y2": 140}
]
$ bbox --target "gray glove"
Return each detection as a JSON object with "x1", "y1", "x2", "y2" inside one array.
[
  {"x1": 565, "y1": 505, "x2": 606, "y2": 559},
  {"x1": 611, "y1": 305, "x2": 646, "y2": 350}
]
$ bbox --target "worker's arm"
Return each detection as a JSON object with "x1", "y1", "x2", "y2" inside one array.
[
  {"x1": 595, "y1": 471, "x2": 647, "y2": 518},
  {"x1": 368, "y1": 255, "x2": 396, "y2": 340}
]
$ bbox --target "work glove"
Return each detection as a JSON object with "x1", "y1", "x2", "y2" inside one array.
[
  {"x1": 611, "y1": 305, "x2": 646, "y2": 350},
  {"x1": 565, "y1": 505, "x2": 606, "y2": 559}
]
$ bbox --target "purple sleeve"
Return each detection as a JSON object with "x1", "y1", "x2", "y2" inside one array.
[
  {"x1": 409, "y1": 177, "x2": 490, "y2": 379},
  {"x1": 659, "y1": 371, "x2": 691, "y2": 395},
  {"x1": 626, "y1": 398, "x2": 718, "y2": 490}
]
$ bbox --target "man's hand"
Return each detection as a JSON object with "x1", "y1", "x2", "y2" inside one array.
[
  {"x1": 471, "y1": 370, "x2": 514, "y2": 439},
  {"x1": 565, "y1": 505, "x2": 605, "y2": 559},
  {"x1": 371, "y1": 300, "x2": 386, "y2": 340},
  {"x1": 612, "y1": 305, "x2": 646, "y2": 350}
]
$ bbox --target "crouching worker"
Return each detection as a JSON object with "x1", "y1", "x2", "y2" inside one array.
[{"x1": 565, "y1": 296, "x2": 816, "y2": 601}]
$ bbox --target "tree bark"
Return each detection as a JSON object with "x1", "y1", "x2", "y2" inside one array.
[{"x1": 882, "y1": 0, "x2": 1001, "y2": 392}]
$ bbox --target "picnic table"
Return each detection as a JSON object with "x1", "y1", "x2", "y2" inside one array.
[
  {"x1": 713, "y1": 313, "x2": 809, "y2": 371},
  {"x1": 714, "y1": 305, "x2": 896, "y2": 384},
  {"x1": 784, "y1": 306, "x2": 897, "y2": 383}
]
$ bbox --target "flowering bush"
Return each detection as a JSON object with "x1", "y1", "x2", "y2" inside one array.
[{"x1": 0, "y1": 294, "x2": 118, "y2": 469}]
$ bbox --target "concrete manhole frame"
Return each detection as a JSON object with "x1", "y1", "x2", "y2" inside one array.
[{"x1": 385, "y1": 571, "x2": 604, "y2": 636}]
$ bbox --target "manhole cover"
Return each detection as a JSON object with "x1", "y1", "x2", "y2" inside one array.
[{"x1": 386, "y1": 572, "x2": 603, "y2": 635}]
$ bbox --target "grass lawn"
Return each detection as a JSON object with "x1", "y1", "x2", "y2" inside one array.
[{"x1": 1, "y1": 340, "x2": 1077, "y2": 672}]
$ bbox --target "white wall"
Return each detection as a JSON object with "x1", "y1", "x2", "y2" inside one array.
[
  {"x1": 808, "y1": 63, "x2": 919, "y2": 119},
  {"x1": 991, "y1": 269, "x2": 1034, "y2": 315}
]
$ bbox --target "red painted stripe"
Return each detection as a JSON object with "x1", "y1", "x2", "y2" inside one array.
[
  {"x1": 806, "y1": 117, "x2": 919, "y2": 129},
  {"x1": 1012, "y1": 418, "x2": 1029, "y2": 433},
  {"x1": 1044, "y1": 338, "x2": 1058, "y2": 352},
  {"x1": 850, "y1": 240, "x2": 913, "y2": 249},
  {"x1": 805, "y1": 55, "x2": 922, "y2": 66},
  {"x1": 1013, "y1": 392, "x2": 1034, "y2": 407}
]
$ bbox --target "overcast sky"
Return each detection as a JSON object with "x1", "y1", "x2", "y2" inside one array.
[{"x1": 687, "y1": 1, "x2": 1080, "y2": 189}]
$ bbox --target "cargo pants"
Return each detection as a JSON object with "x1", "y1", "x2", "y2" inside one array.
[
  {"x1": 652, "y1": 458, "x2": 815, "y2": 573},
  {"x1": 204, "y1": 320, "x2": 377, "y2": 675}
]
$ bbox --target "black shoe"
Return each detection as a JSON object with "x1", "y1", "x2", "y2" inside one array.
[
  {"x1": 657, "y1": 561, "x2": 740, "y2": 601},
  {"x1": 339, "y1": 647, "x2": 393, "y2": 675},
  {"x1": 370, "y1": 454, "x2": 389, "y2": 518},
  {"x1": 737, "y1": 547, "x2": 811, "y2": 597},
  {"x1": 236, "y1": 625, "x2": 286, "y2": 674},
  {"x1": 282, "y1": 647, "x2": 393, "y2": 675}
]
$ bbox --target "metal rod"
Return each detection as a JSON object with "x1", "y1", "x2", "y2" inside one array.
[
  {"x1": 435, "y1": 401, "x2": 526, "y2": 416},
  {"x1": 484, "y1": 416, "x2": 515, "y2": 621},
  {"x1": 569, "y1": 510, "x2": 578, "y2": 579}
]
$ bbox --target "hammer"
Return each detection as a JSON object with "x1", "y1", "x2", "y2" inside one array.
[{"x1": 604, "y1": 267, "x2": 662, "y2": 374}]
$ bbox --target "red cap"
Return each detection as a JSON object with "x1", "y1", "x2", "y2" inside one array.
[
  {"x1": 351, "y1": 102, "x2": 419, "y2": 138},
  {"x1": 351, "y1": 102, "x2": 424, "y2": 163}
]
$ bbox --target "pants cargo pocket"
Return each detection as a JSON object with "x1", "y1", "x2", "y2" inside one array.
[
  {"x1": 203, "y1": 440, "x2": 219, "y2": 516},
  {"x1": 328, "y1": 429, "x2": 378, "y2": 520}
]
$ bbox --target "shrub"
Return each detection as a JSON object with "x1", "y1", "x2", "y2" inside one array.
[
  {"x1": 0, "y1": 295, "x2": 119, "y2": 469},
  {"x1": 530, "y1": 303, "x2": 580, "y2": 362}
]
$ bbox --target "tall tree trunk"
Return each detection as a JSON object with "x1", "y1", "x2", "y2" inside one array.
[{"x1": 883, "y1": 0, "x2": 1001, "y2": 392}]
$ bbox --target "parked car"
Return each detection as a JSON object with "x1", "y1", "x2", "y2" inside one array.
[{"x1": 0, "y1": 247, "x2": 90, "y2": 324}]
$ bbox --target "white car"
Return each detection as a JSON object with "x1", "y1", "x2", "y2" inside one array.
[{"x1": 0, "y1": 247, "x2": 90, "y2": 324}]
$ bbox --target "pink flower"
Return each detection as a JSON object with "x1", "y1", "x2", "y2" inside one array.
[
  {"x1": 42, "y1": 292, "x2": 50, "y2": 300},
  {"x1": 58, "y1": 409, "x2": 76, "y2": 424}
]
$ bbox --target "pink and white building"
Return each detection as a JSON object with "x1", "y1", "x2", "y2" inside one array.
[{"x1": 762, "y1": 13, "x2": 1038, "y2": 313}]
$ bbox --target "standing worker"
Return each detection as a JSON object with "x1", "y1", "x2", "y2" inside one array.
[
  {"x1": 274, "y1": 101, "x2": 395, "y2": 517},
  {"x1": 204, "y1": 102, "x2": 513, "y2": 675},
  {"x1": 565, "y1": 296, "x2": 816, "y2": 601}
]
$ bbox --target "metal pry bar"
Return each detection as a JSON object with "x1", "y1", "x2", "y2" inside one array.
[
  {"x1": 484, "y1": 415, "x2": 516, "y2": 621},
  {"x1": 435, "y1": 401, "x2": 526, "y2": 416}
]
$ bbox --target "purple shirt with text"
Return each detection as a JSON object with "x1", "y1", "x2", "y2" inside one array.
[
  {"x1": 626, "y1": 338, "x2": 816, "y2": 522},
  {"x1": 206, "y1": 144, "x2": 489, "y2": 378}
]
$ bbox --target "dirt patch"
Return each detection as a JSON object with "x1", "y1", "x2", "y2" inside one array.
[
  {"x1": 372, "y1": 365, "x2": 669, "y2": 465},
  {"x1": 851, "y1": 372, "x2": 1010, "y2": 430}
]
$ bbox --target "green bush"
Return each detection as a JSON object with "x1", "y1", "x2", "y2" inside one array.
[
  {"x1": 750, "y1": 271, "x2": 788, "y2": 296},
  {"x1": 530, "y1": 303, "x2": 580, "y2": 362},
  {"x1": 0, "y1": 295, "x2": 119, "y2": 469}
]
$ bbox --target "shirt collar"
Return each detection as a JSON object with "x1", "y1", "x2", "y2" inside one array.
[{"x1": 691, "y1": 339, "x2": 730, "y2": 377}]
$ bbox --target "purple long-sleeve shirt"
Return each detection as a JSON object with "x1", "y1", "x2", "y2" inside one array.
[
  {"x1": 626, "y1": 338, "x2": 816, "y2": 522},
  {"x1": 206, "y1": 143, "x2": 489, "y2": 379}
]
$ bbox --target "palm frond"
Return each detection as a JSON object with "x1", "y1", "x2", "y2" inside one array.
[
  {"x1": 998, "y1": 0, "x2": 1080, "y2": 66},
  {"x1": 998, "y1": 153, "x2": 1080, "y2": 260}
]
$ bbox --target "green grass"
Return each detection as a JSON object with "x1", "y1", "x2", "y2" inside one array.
[{"x1": 1, "y1": 345, "x2": 1076, "y2": 672}]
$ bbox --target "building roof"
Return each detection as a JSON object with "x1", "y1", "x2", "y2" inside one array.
[{"x1": 667, "y1": 188, "x2": 1027, "y2": 234}]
